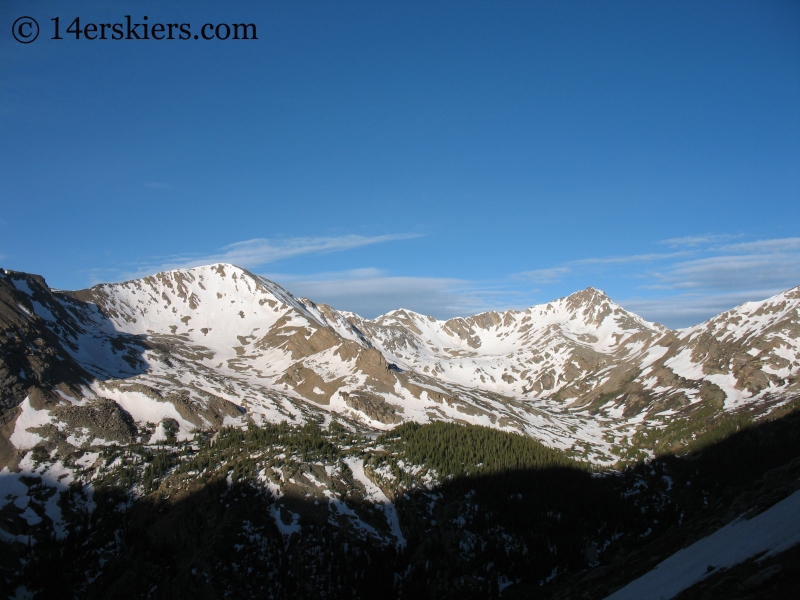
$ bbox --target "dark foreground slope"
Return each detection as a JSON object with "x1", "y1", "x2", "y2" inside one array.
[
  {"x1": 3, "y1": 402, "x2": 800, "y2": 600},
  {"x1": 505, "y1": 399, "x2": 800, "y2": 599}
]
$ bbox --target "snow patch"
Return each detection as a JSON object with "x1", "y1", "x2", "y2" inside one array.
[
  {"x1": 10, "y1": 398, "x2": 53, "y2": 449},
  {"x1": 605, "y1": 489, "x2": 800, "y2": 600}
]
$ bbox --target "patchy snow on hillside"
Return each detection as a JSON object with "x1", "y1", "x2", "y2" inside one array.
[
  {"x1": 344, "y1": 456, "x2": 406, "y2": 546},
  {"x1": 9, "y1": 398, "x2": 53, "y2": 449},
  {"x1": 3, "y1": 266, "x2": 798, "y2": 467}
]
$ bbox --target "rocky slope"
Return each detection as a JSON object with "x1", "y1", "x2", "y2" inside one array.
[
  {"x1": 1, "y1": 264, "x2": 798, "y2": 468},
  {"x1": 1, "y1": 263, "x2": 799, "y2": 598}
]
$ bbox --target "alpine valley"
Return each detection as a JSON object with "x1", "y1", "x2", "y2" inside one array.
[{"x1": 2, "y1": 264, "x2": 799, "y2": 599}]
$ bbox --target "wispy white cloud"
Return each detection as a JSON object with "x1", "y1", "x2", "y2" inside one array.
[
  {"x1": 619, "y1": 289, "x2": 789, "y2": 329},
  {"x1": 120, "y1": 234, "x2": 420, "y2": 280},
  {"x1": 643, "y1": 237, "x2": 800, "y2": 293},
  {"x1": 658, "y1": 234, "x2": 740, "y2": 247},
  {"x1": 266, "y1": 268, "x2": 534, "y2": 319},
  {"x1": 511, "y1": 234, "x2": 800, "y2": 328},
  {"x1": 514, "y1": 235, "x2": 800, "y2": 294},
  {"x1": 92, "y1": 232, "x2": 798, "y2": 328},
  {"x1": 508, "y1": 252, "x2": 689, "y2": 282},
  {"x1": 255, "y1": 235, "x2": 800, "y2": 322},
  {"x1": 206, "y1": 235, "x2": 420, "y2": 268},
  {"x1": 573, "y1": 251, "x2": 691, "y2": 265},
  {"x1": 645, "y1": 252, "x2": 800, "y2": 292},
  {"x1": 718, "y1": 237, "x2": 800, "y2": 253}
]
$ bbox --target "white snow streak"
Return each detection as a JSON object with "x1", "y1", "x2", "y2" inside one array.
[{"x1": 605, "y1": 489, "x2": 800, "y2": 600}]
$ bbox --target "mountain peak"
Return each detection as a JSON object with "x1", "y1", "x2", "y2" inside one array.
[{"x1": 564, "y1": 287, "x2": 611, "y2": 307}]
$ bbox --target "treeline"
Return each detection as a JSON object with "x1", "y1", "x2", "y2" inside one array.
[
  {"x1": 174, "y1": 421, "x2": 347, "y2": 486},
  {"x1": 89, "y1": 421, "x2": 355, "y2": 494},
  {"x1": 210, "y1": 421, "x2": 342, "y2": 462},
  {"x1": 378, "y1": 421, "x2": 584, "y2": 479},
  {"x1": 93, "y1": 445, "x2": 176, "y2": 493},
  {"x1": 12, "y1": 407, "x2": 800, "y2": 600}
]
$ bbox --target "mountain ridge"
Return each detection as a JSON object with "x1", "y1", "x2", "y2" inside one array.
[
  {"x1": 2, "y1": 262, "x2": 800, "y2": 598},
  {"x1": 1, "y1": 263, "x2": 798, "y2": 467}
]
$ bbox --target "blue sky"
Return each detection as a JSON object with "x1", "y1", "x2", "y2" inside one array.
[{"x1": 1, "y1": 1, "x2": 798, "y2": 327}]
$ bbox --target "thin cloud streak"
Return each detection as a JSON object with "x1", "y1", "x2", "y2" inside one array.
[
  {"x1": 118, "y1": 234, "x2": 420, "y2": 280},
  {"x1": 620, "y1": 289, "x2": 789, "y2": 329},
  {"x1": 719, "y1": 237, "x2": 800, "y2": 253},
  {"x1": 512, "y1": 236, "x2": 800, "y2": 293},
  {"x1": 658, "y1": 234, "x2": 740, "y2": 247},
  {"x1": 511, "y1": 234, "x2": 800, "y2": 328},
  {"x1": 647, "y1": 252, "x2": 800, "y2": 291},
  {"x1": 89, "y1": 233, "x2": 798, "y2": 329},
  {"x1": 268, "y1": 270, "x2": 479, "y2": 319},
  {"x1": 572, "y1": 251, "x2": 691, "y2": 265},
  {"x1": 510, "y1": 252, "x2": 691, "y2": 281},
  {"x1": 266, "y1": 269, "x2": 532, "y2": 320},
  {"x1": 213, "y1": 234, "x2": 421, "y2": 267}
]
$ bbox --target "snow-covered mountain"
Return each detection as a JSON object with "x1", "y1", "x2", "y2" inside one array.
[{"x1": 2, "y1": 264, "x2": 798, "y2": 466}]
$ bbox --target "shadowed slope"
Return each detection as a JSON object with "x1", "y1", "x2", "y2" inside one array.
[{"x1": 3, "y1": 405, "x2": 800, "y2": 599}]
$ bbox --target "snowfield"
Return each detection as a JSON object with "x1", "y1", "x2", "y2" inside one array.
[{"x1": 605, "y1": 489, "x2": 800, "y2": 600}]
